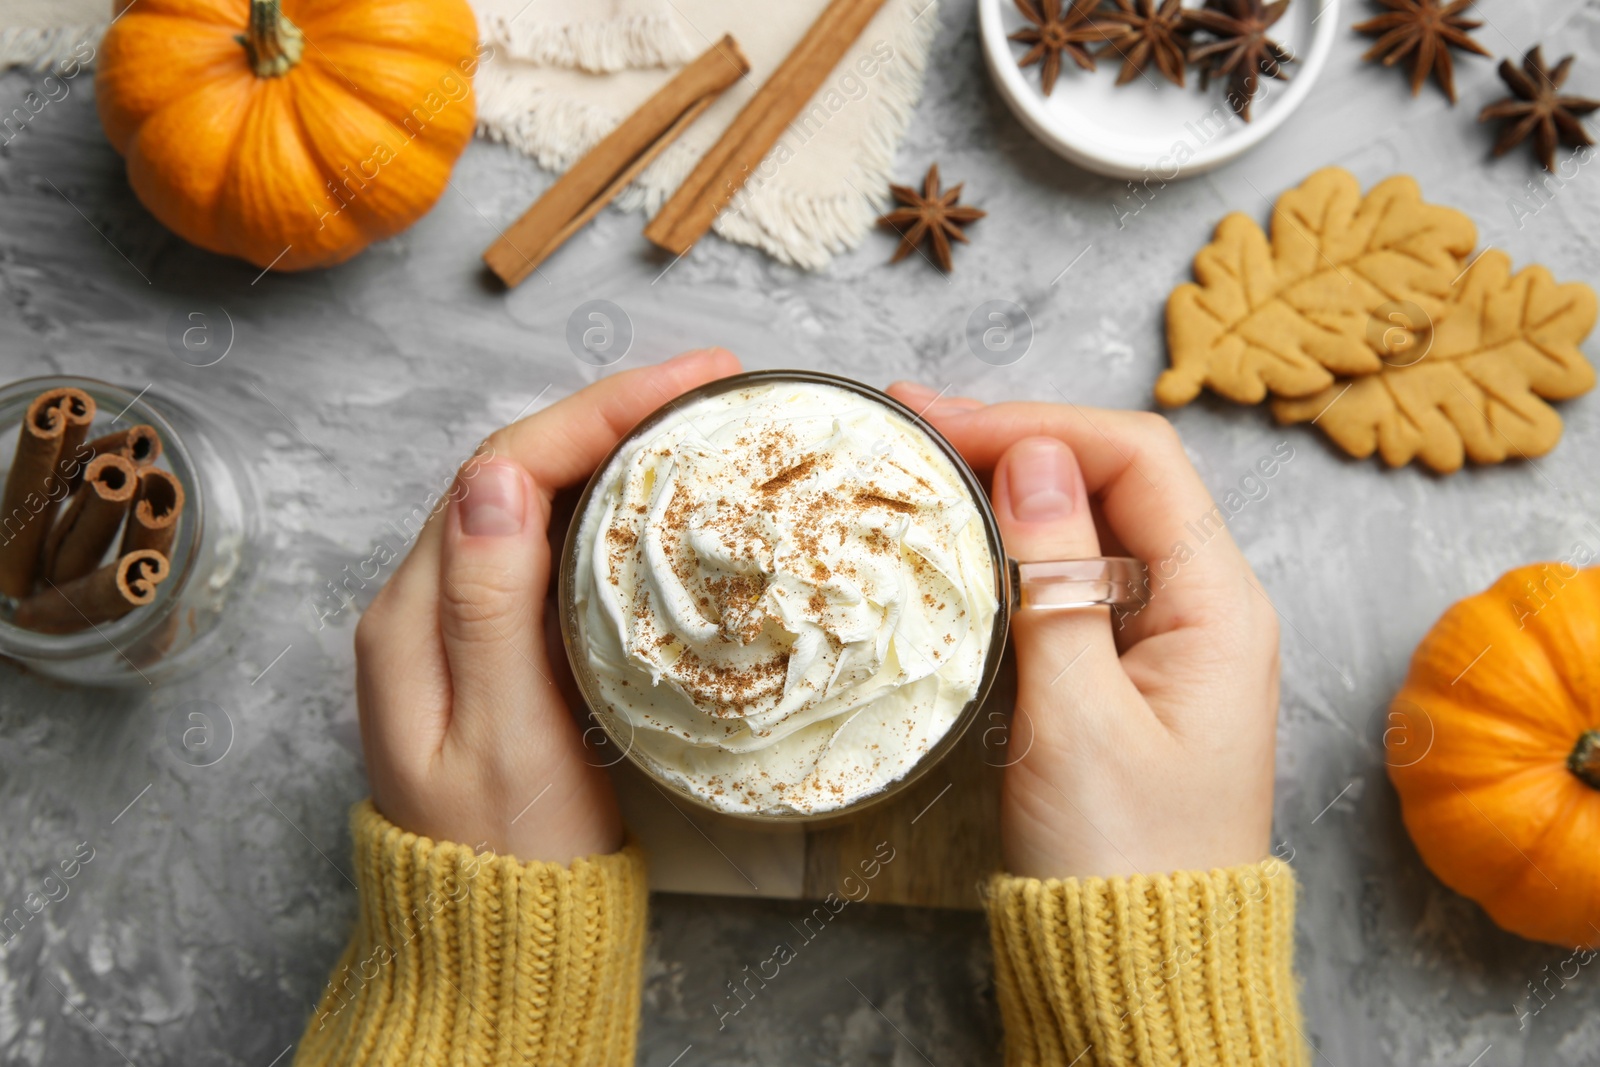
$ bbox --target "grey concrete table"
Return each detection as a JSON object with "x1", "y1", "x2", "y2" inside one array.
[{"x1": 2, "y1": 0, "x2": 1598, "y2": 1063}]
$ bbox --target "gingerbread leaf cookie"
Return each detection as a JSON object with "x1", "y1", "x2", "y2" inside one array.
[
  {"x1": 1156, "y1": 167, "x2": 1478, "y2": 407},
  {"x1": 1271, "y1": 252, "x2": 1597, "y2": 473}
]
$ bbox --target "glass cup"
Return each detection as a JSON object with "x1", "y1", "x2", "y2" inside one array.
[
  {"x1": 0, "y1": 376, "x2": 257, "y2": 685},
  {"x1": 558, "y1": 370, "x2": 1145, "y2": 822}
]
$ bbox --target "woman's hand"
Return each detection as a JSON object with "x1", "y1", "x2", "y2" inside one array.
[
  {"x1": 888, "y1": 383, "x2": 1281, "y2": 880},
  {"x1": 354, "y1": 349, "x2": 742, "y2": 864}
]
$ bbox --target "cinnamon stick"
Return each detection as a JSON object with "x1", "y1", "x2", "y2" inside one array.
[
  {"x1": 0, "y1": 388, "x2": 95, "y2": 598},
  {"x1": 15, "y1": 549, "x2": 169, "y2": 634},
  {"x1": 68, "y1": 424, "x2": 162, "y2": 493},
  {"x1": 54, "y1": 389, "x2": 96, "y2": 476},
  {"x1": 43, "y1": 452, "x2": 138, "y2": 584},
  {"x1": 38, "y1": 389, "x2": 98, "y2": 556},
  {"x1": 35, "y1": 387, "x2": 99, "y2": 498},
  {"x1": 120, "y1": 467, "x2": 184, "y2": 558},
  {"x1": 86, "y1": 425, "x2": 163, "y2": 468},
  {"x1": 484, "y1": 35, "x2": 750, "y2": 287},
  {"x1": 643, "y1": 0, "x2": 890, "y2": 256}
]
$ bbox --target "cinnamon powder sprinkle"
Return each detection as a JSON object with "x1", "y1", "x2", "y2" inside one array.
[
  {"x1": 673, "y1": 648, "x2": 791, "y2": 714},
  {"x1": 855, "y1": 491, "x2": 916, "y2": 514},
  {"x1": 760, "y1": 456, "x2": 816, "y2": 492}
]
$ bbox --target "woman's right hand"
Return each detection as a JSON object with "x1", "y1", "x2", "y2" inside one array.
[
  {"x1": 888, "y1": 385, "x2": 1284, "y2": 880},
  {"x1": 354, "y1": 349, "x2": 742, "y2": 865}
]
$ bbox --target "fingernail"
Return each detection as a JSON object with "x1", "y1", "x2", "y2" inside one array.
[
  {"x1": 1006, "y1": 438, "x2": 1080, "y2": 523},
  {"x1": 460, "y1": 462, "x2": 525, "y2": 537}
]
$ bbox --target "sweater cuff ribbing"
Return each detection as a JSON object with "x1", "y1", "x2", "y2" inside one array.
[
  {"x1": 985, "y1": 859, "x2": 1306, "y2": 1067},
  {"x1": 292, "y1": 801, "x2": 648, "y2": 1067}
]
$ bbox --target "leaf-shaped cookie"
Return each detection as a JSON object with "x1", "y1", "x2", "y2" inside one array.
[
  {"x1": 1157, "y1": 168, "x2": 1478, "y2": 407},
  {"x1": 1272, "y1": 252, "x2": 1597, "y2": 473}
]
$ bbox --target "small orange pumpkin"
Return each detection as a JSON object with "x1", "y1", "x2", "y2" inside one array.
[
  {"x1": 1388, "y1": 561, "x2": 1600, "y2": 947},
  {"x1": 96, "y1": 0, "x2": 480, "y2": 271}
]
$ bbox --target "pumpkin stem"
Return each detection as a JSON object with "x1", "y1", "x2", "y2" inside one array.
[
  {"x1": 237, "y1": 0, "x2": 304, "y2": 78},
  {"x1": 1570, "y1": 730, "x2": 1600, "y2": 790}
]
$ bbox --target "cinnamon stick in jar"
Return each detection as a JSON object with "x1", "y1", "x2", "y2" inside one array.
[
  {"x1": 86, "y1": 424, "x2": 163, "y2": 469},
  {"x1": 0, "y1": 388, "x2": 95, "y2": 598},
  {"x1": 64, "y1": 424, "x2": 160, "y2": 492},
  {"x1": 53, "y1": 389, "x2": 96, "y2": 479},
  {"x1": 42, "y1": 452, "x2": 138, "y2": 584},
  {"x1": 120, "y1": 467, "x2": 184, "y2": 558},
  {"x1": 15, "y1": 549, "x2": 170, "y2": 634},
  {"x1": 38, "y1": 387, "x2": 99, "y2": 496}
]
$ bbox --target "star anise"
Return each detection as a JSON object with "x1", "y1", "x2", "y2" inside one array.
[
  {"x1": 1353, "y1": 0, "x2": 1490, "y2": 103},
  {"x1": 1010, "y1": 0, "x2": 1108, "y2": 96},
  {"x1": 877, "y1": 164, "x2": 986, "y2": 273},
  {"x1": 1184, "y1": 0, "x2": 1294, "y2": 122},
  {"x1": 1098, "y1": 0, "x2": 1191, "y2": 87},
  {"x1": 1479, "y1": 47, "x2": 1600, "y2": 171}
]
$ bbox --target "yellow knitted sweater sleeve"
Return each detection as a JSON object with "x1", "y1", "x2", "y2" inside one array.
[
  {"x1": 985, "y1": 859, "x2": 1306, "y2": 1067},
  {"x1": 291, "y1": 801, "x2": 648, "y2": 1067}
]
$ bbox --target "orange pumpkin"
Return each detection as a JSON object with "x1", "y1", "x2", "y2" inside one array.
[
  {"x1": 1388, "y1": 561, "x2": 1600, "y2": 947},
  {"x1": 95, "y1": 0, "x2": 480, "y2": 271}
]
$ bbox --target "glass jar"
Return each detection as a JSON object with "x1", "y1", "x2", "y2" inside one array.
[{"x1": 0, "y1": 376, "x2": 257, "y2": 685}]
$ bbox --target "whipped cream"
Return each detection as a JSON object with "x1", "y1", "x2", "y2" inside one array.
[{"x1": 572, "y1": 379, "x2": 998, "y2": 816}]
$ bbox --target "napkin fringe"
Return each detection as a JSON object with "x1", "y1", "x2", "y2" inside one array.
[
  {"x1": 483, "y1": 11, "x2": 696, "y2": 73},
  {"x1": 0, "y1": 24, "x2": 101, "y2": 73}
]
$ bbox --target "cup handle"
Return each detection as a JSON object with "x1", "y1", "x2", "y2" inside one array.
[{"x1": 1009, "y1": 556, "x2": 1148, "y2": 611}]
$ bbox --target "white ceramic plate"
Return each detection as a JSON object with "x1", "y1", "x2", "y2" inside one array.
[{"x1": 978, "y1": 0, "x2": 1339, "y2": 179}]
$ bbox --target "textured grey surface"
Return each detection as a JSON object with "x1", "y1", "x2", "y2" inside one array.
[{"x1": 2, "y1": 0, "x2": 1600, "y2": 1063}]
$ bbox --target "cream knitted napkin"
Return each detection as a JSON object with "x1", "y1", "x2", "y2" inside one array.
[
  {"x1": 0, "y1": 0, "x2": 101, "y2": 71},
  {"x1": 0, "y1": 0, "x2": 939, "y2": 269}
]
